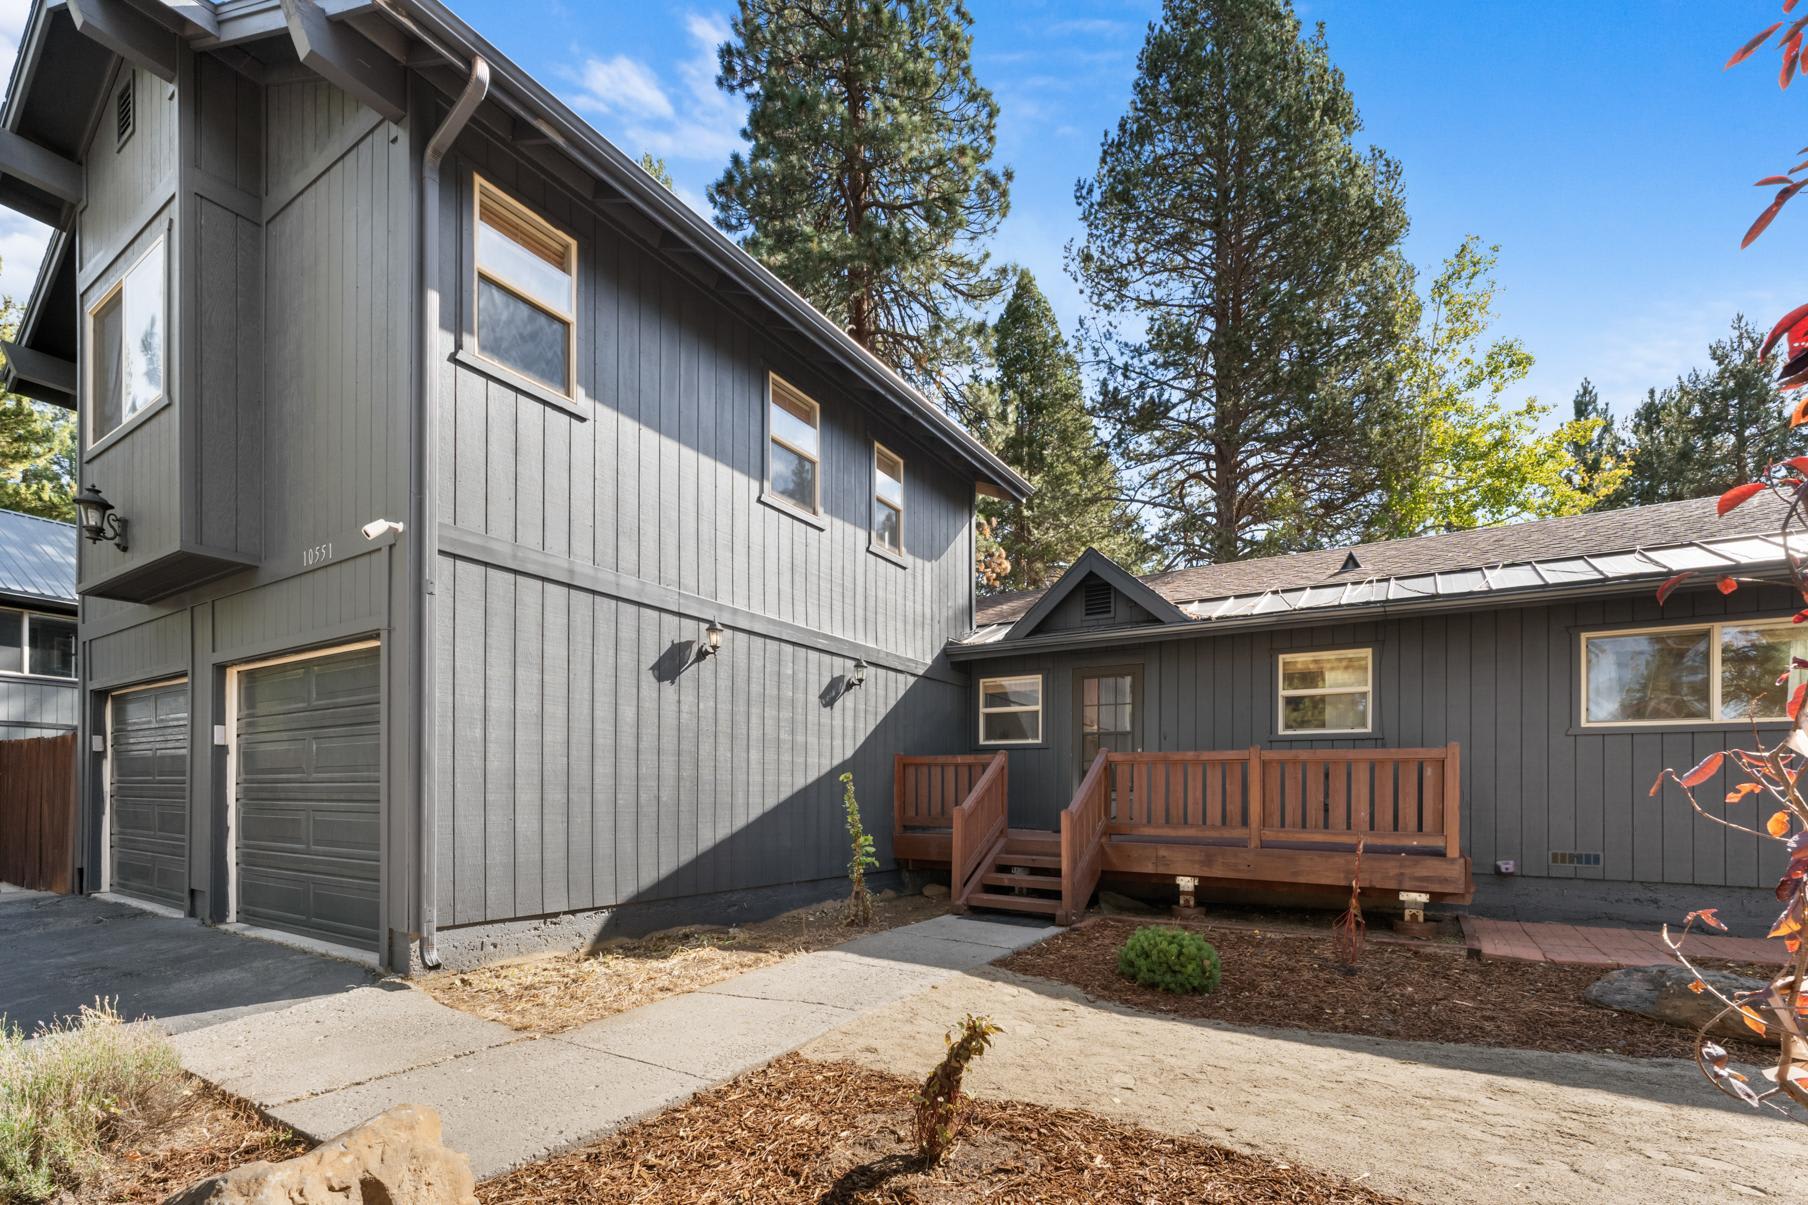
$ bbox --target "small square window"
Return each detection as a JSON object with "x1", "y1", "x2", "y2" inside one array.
[
  {"x1": 980, "y1": 675, "x2": 1042, "y2": 745},
  {"x1": 474, "y1": 178, "x2": 577, "y2": 396},
  {"x1": 1277, "y1": 649, "x2": 1373, "y2": 734}
]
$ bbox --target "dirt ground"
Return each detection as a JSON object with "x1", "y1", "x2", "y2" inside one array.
[
  {"x1": 478, "y1": 1053, "x2": 1402, "y2": 1204},
  {"x1": 998, "y1": 917, "x2": 1774, "y2": 1060},
  {"x1": 803, "y1": 967, "x2": 1799, "y2": 1205},
  {"x1": 421, "y1": 890, "x2": 947, "y2": 1033},
  {"x1": 81, "y1": 1076, "x2": 309, "y2": 1202}
]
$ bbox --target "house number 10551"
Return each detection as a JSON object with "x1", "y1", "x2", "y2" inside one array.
[{"x1": 302, "y1": 542, "x2": 334, "y2": 567}]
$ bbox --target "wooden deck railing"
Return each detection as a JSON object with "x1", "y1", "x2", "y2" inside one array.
[
  {"x1": 894, "y1": 754, "x2": 996, "y2": 835},
  {"x1": 1059, "y1": 750, "x2": 1111, "y2": 924},
  {"x1": 949, "y1": 752, "x2": 1009, "y2": 906},
  {"x1": 1101, "y1": 744, "x2": 1461, "y2": 855}
]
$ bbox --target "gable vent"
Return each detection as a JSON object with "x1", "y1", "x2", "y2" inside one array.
[
  {"x1": 1082, "y1": 579, "x2": 1113, "y2": 618},
  {"x1": 1338, "y1": 550, "x2": 1364, "y2": 574},
  {"x1": 115, "y1": 75, "x2": 135, "y2": 148}
]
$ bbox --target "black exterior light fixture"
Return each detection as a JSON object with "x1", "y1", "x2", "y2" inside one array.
[
  {"x1": 701, "y1": 620, "x2": 724, "y2": 658},
  {"x1": 848, "y1": 659, "x2": 868, "y2": 690},
  {"x1": 76, "y1": 485, "x2": 128, "y2": 552}
]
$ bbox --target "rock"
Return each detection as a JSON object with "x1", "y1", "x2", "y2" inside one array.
[
  {"x1": 1099, "y1": 891, "x2": 1162, "y2": 917},
  {"x1": 1584, "y1": 964, "x2": 1776, "y2": 1045},
  {"x1": 921, "y1": 882, "x2": 950, "y2": 899},
  {"x1": 164, "y1": 1104, "x2": 476, "y2": 1205}
]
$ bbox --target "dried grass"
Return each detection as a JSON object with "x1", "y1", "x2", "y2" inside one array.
[
  {"x1": 422, "y1": 891, "x2": 948, "y2": 1033},
  {"x1": 79, "y1": 1078, "x2": 308, "y2": 1203},
  {"x1": 478, "y1": 1054, "x2": 1402, "y2": 1204}
]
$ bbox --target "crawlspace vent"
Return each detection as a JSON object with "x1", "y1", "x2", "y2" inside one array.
[{"x1": 1549, "y1": 850, "x2": 1603, "y2": 868}]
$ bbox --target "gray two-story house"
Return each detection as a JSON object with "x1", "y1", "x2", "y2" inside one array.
[{"x1": 1, "y1": 0, "x2": 1027, "y2": 969}]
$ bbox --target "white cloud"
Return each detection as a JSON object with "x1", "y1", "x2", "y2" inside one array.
[
  {"x1": 572, "y1": 54, "x2": 674, "y2": 120},
  {"x1": 562, "y1": 10, "x2": 743, "y2": 166}
]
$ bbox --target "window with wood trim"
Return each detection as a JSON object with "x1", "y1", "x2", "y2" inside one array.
[
  {"x1": 767, "y1": 375, "x2": 821, "y2": 515},
  {"x1": 1581, "y1": 620, "x2": 1808, "y2": 725},
  {"x1": 979, "y1": 675, "x2": 1042, "y2": 745},
  {"x1": 0, "y1": 609, "x2": 76, "y2": 679},
  {"x1": 473, "y1": 177, "x2": 577, "y2": 395},
  {"x1": 88, "y1": 237, "x2": 165, "y2": 445},
  {"x1": 1277, "y1": 648, "x2": 1373, "y2": 734},
  {"x1": 873, "y1": 442, "x2": 904, "y2": 554}
]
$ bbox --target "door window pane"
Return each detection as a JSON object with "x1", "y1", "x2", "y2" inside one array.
[
  {"x1": 1585, "y1": 630, "x2": 1711, "y2": 723},
  {"x1": 26, "y1": 616, "x2": 75, "y2": 679}
]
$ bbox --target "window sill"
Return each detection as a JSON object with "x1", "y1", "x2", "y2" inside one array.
[
  {"x1": 451, "y1": 347, "x2": 588, "y2": 420},
  {"x1": 1570, "y1": 720, "x2": 1791, "y2": 736},
  {"x1": 0, "y1": 671, "x2": 79, "y2": 685},
  {"x1": 86, "y1": 393, "x2": 172, "y2": 459},
  {"x1": 868, "y1": 541, "x2": 907, "y2": 568},
  {"x1": 759, "y1": 490, "x2": 827, "y2": 530},
  {"x1": 978, "y1": 741, "x2": 1047, "y2": 751},
  {"x1": 1269, "y1": 730, "x2": 1380, "y2": 741}
]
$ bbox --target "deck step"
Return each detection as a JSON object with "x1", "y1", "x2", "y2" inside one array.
[
  {"x1": 981, "y1": 870, "x2": 1062, "y2": 891},
  {"x1": 1004, "y1": 829, "x2": 1060, "y2": 850},
  {"x1": 965, "y1": 891, "x2": 1061, "y2": 916},
  {"x1": 990, "y1": 853, "x2": 1061, "y2": 870}
]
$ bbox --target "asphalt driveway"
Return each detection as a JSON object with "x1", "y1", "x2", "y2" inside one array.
[{"x1": 0, "y1": 887, "x2": 374, "y2": 1035}]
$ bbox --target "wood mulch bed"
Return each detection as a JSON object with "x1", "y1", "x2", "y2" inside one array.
[
  {"x1": 80, "y1": 1075, "x2": 309, "y2": 1202},
  {"x1": 422, "y1": 891, "x2": 948, "y2": 1034},
  {"x1": 996, "y1": 916, "x2": 1773, "y2": 1061},
  {"x1": 478, "y1": 1053, "x2": 1402, "y2": 1204}
]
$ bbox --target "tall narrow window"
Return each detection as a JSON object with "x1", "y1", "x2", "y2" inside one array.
[
  {"x1": 474, "y1": 178, "x2": 577, "y2": 395},
  {"x1": 88, "y1": 238, "x2": 165, "y2": 444},
  {"x1": 873, "y1": 442, "x2": 904, "y2": 554},
  {"x1": 767, "y1": 375, "x2": 820, "y2": 515}
]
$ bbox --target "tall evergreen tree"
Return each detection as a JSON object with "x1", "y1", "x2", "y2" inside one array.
[
  {"x1": 1563, "y1": 377, "x2": 1622, "y2": 491},
  {"x1": 977, "y1": 270, "x2": 1146, "y2": 590},
  {"x1": 711, "y1": 0, "x2": 1011, "y2": 419},
  {"x1": 1070, "y1": 0, "x2": 1415, "y2": 565},
  {"x1": 637, "y1": 152, "x2": 676, "y2": 190},
  {"x1": 1613, "y1": 316, "x2": 1799, "y2": 506}
]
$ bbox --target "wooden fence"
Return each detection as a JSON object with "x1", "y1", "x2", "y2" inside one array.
[{"x1": 0, "y1": 733, "x2": 77, "y2": 893}]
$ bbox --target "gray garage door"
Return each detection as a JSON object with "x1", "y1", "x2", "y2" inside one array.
[
  {"x1": 109, "y1": 680, "x2": 189, "y2": 908},
  {"x1": 235, "y1": 645, "x2": 381, "y2": 950}
]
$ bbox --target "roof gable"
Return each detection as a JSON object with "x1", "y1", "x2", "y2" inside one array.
[{"x1": 1002, "y1": 549, "x2": 1189, "y2": 641}]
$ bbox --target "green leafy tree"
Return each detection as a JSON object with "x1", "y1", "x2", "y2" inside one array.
[
  {"x1": 976, "y1": 270, "x2": 1146, "y2": 589},
  {"x1": 1070, "y1": 0, "x2": 1416, "y2": 566},
  {"x1": 711, "y1": 0, "x2": 1011, "y2": 419},
  {"x1": 637, "y1": 152, "x2": 676, "y2": 191},
  {"x1": 0, "y1": 295, "x2": 76, "y2": 522},
  {"x1": 1613, "y1": 316, "x2": 1799, "y2": 506},
  {"x1": 1367, "y1": 238, "x2": 1621, "y2": 538}
]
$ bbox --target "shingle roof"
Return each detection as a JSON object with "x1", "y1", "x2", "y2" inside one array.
[
  {"x1": 0, "y1": 508, "x2": 76, "y2": 608},
  {"x1": 975, "y1": 493, "x2": 1795, "y2": 628}
]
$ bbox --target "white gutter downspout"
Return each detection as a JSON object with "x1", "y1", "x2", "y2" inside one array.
[{"x1": 415, "y1": 53, "x2": 488, "y2": 971}]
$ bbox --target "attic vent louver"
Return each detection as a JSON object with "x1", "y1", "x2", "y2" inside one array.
[
  {"x1": 116, "y1": 75, "x2": 135, "y2": 148},
  {"x1": 1083, "y1": 579, "x2": 1113, "y2": 618},
  {"x1": 1339, "y1": 551, "x2": 1364, "y2": 574}
]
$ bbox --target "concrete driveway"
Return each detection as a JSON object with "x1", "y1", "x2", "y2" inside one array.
[{"x1": 0, "y1": 887, "x2": 374, "y2": 1035}]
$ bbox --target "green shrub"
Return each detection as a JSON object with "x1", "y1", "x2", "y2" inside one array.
[
  {"x1": 1116, "y1": 925, "x2": 1222, "y2": 995},
  {"x1": 0, "y1": 999, "x2": 182, "y2": 1202}
]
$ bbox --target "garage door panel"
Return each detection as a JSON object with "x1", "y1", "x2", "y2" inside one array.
[
  {"x1": 236, "y1": 646, "x2": 380, "y2": 950},
  {"x1": 108, "y1": 680, "x2": 189, "y2": 910}
]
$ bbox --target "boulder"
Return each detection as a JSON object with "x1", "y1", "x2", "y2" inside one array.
[
  {"x1": 921, "y1": 881, "x2": 950, "y2": 900},
  {"x1": 1584, "y1": 964, "x2": 1776, "y2": 1045},
  {"x1": 165, "y1": 1104, "x2": 476, "y2": 1205}
]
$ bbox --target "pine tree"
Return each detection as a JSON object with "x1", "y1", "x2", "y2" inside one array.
[
  {"x1": 1613, "y1": 316, "x2": 1799, "y2": 506},
  {"x1": 0, "y1": 294, "x2": 75, "y2": 522},
  {"x1": 637, "y1": 152, "x2": 676, "y2": 191},
  {"x1": 975, "y1": 271, "x2": 1145, "y2": 589},
  {"x1": 710, "y1": 0, "x2": 1011, "y2": 419},
  {"x1": 1564, "y1": 377, "x2": 1622, "y2": 491},
  {"x1": 1071, "y1": 0, "x2": 1416, "y2": 565}
]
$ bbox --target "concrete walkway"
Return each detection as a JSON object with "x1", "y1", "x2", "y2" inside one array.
[
  {"x1": 1463, "y1": 915, "x2": 1780, "y2": 968},
  {"x1": 169, "y1": 913, "x2": 1052, "y2": 1178}
]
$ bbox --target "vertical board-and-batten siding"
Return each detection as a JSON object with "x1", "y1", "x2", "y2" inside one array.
[
  {"x1": 432, "y1": 125, "x2": 976, "y2": 925},
  {"x1": 968, "y1": 582, "x2": 1796, "y2": 893},
  {"x1": 0, "y1": 675, "x2": 78, "y2": 734},
  {"x1": 80, "y1": 63, "x2": 176, "y2": 278}
]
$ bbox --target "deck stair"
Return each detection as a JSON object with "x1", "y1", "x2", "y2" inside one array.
[{"x1": 963, "y1": 830, "x2": 1064, "y2": 918}]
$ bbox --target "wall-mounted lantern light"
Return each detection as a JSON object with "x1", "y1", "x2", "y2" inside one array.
[
  {"x1": 702, "y1": 620, "x2": 724, "y2": 658},
  {"x1": 75, "y1": 485, "x2": 128, "y2": 552},
  {"x1": 848, "y1": 659, "x2": 868, "y2": 690}
]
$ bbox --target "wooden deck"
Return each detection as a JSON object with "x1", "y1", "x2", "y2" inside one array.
[{"x1": 895, "y1": 745, "x2": 1474, "y2": 923}]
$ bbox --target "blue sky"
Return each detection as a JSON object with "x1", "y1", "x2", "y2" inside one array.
[{"x1": 0, "y1": 0, "x2": 1799, "y2": 423}]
